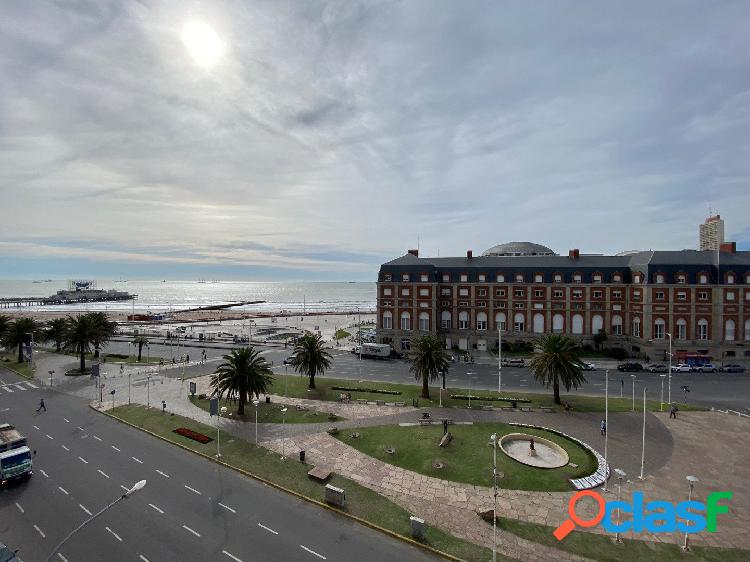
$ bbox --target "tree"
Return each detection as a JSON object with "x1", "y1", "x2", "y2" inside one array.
[
  {"x1": 529, "y1": 333, "x2": 587, "y2": 405},
  {"x1": 88, "y1": 312, "x2": 117, "y2": 358},
  {"x1": 63, "y1": 314, "x2": 96, "y2": 372},
  {"x1": 46, "y1": 318, "x2": 68, "y2": 352},
  {"x1": 408, "y1": 335, "x2": 450, "y2": 399},
  {"x1": 132, "y1": 335, "x2": 150, "y2": 362},
  {"x1": 592, "y1": 329, "x2": 608, "y2": 352},
  {"x1": 290, "y1": 333, "x2": 332, "y2": 389},
  {"x1": 210, "y1": 347, "x2": 274, "y2": 416},
  {"x1": 0, "y1": 314, "x2": 10, "y2": 342},
  {"x1": 2, "y1": 318, "x2": 39, "y2": 363}
]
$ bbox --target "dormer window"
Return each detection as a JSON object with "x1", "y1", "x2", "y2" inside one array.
[
  {"x1": 593, "y1": 274, "x2": 602, "y2": 283},
  {"x1": 573, "y1": 274, "x2": 582, "y2": 283},
  {"x1": 420, "y1": 274, "x2": 428, "y2": 282},
  {"x1": 460, "y1": 274, "x2": 468, "y2": 282},
  {"x1": 496, "y1": 274, "x2": 505, "y2": 283},
  {"x1": 676, "y1": 274, "x2": 686, "y2": 284},
  {"x1": 699, "y1": 274, "x2": 708, "y2": 284},
  {"x1": 727, "y1": 273, "x2": 735, "y2": 284},
  {"x1": 442, "y1": 274, "x2": 450, "y2": 282},
  {"x1": 554, "y1": 274, "x2": 562, "y2": 283},
  {"x1": 633, "y1": 274, "x2": 641, "y2": 283},
  {"x1": 656, "y1": 274, "x2": 665, "y2": 284},
  {"x1": 478, "y1": 274, "x2": 486, "y2": 282},
  {"x1": 534, "y1": 274, "x2": 543, "y2": 283},
  {"x1": 515, "y1": 274, "x2": 524, "y2": 283},
  {"x1": 384, "y1": 274, "x2": 392, "y2": 281},
  {"x1": 613, "y1": 273, "x2": 622, "y2": 282},
  {"x1": 402, "y1": 274, "x2": 410, "y2": 282}
]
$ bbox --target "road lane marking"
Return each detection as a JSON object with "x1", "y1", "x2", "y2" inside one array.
[
  {"x1": 93, "y1": 435, "x2": 102, "y2": 441},
  {"x1": 139, "y1": 556, "x2": 150, "y2": 562},
  {"x1": 78, "y1": 456, "x2": 88, "y2": 464},
  {"x1": 57, "y1": 553, "x2": 68, "y2": 562},
  {"x1": 26, "y1": 382, "x2": 38, "y2": 388},
  {"x1": 2, "y1": 386, "x2": 12, "y2": 393},
  {"x1": 15, "y1": 502, "x2": 24, "y2": 513},
  {"x1": 76, "y1": 426, "x2": 84, "y2": 431},
  {"x1": 156, "y1": 469, "x2": 170, "y2": 478},
  {"x1": 105, "y1": 526, "x2": 122, "y2": 542},
  {"x1": 34, "y1": 524, "x2": 46, "y2": 538},
  {"x1": 120, "y1": 485, "x2": 129, "y2": 492},
  {"x1": 62, "y1": 445, "x2": 70, "y2": 452},
  {"x1": 14, "y1": 384, "x2": 25, "y2": 391},
  {"x1": 300, "y1": 545, "x2": 326, "y2": 559},
  {"x1": 222, "y1": 550, "x2": 243, "y2": 562},
  {"x1": 79, "y1": 503, "x2": 92, "y2": 515},
  {"x1": 132, "y1": 456, "x2": 143, "y2": 464},
  {"x1": 148, "y1": 503, "x2": 164, "y2": 514},
  {"x1": 218, "y1": 502, "x2": 236, "y2": 513},
  {"x1": 184, "y1": 485, "x2": 201, "y2": 495},
  {"x1": 40, "y1": 469, "x2": 48, "y2": 478},
  {"x1": 111, "y1": 445, "x2": 121, "y2": 452},
  {"x1": 182, "y1": 525, "x2": 201, "y2": 537},
  {"x1": 33, "y1": 425, "x2": 39, "y2": 430},
  {"x1": 58, "y1": 486, "x2": 69, "y2": 495},
  {"x1": 257, "y1": 523, "x2": 278, "y2": 535},
  {"x1": 97, "y1": 469, "x2": 110, "y2": 479},
  {"x1": 63, "y1": 418, "x2": 70, "y2": 423},
  {"x1": 46, "y1": 434, "x2": 54, "y2": 440}
]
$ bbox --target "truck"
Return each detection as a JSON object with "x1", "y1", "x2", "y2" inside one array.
[
  {"x1": 351, "y1": 343, "x2": 392, "y2": 359},
  {"x1": 0, "y1": 423, "x2": 33, "y2": 486}
]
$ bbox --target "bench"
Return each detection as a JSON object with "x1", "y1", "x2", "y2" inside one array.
[
  {"x1": 520, "y1": 406, "x2": 532, "y2": 412},
  {"x1": 394, "y1": 402, "x2": 406, "y2": 407},
  {"x1": 540, "y1": 407, "x2": 554, "y2": 413},
  {"x1": 356, "y1": 399, "x2": 368, "y2": 405},
  {"x1": 481, "y1": 405, "x2": 494, "y2": 411},
  {"x1": 418, "y1": 419, "x2": 434, "y2": 425},
  {"x1": 375, "y1": 400, "x2": 386, "y2": 406},
  {"x1": 500, "y1": 406, "x2": 515, "y2": 411}
]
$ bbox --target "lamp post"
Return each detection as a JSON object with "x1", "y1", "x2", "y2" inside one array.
[
  {"x1": 630, "y1": 374, "x2": 636, "y2": 411},
  {"x1": 603, "y1": 369, "x2": 609, "y2": 492},
  {"x1": 216, "y1": 406, "x2": 226, "y2": 458},
  {"x1": 25, "y1": 332, "x2": 34, "y2": 370},
  {"x1": 146, "y1": 374, "x2": 152, "y2": 409},
  {"x1": 467, "y1": 371, "x2": 474, "y2": 409},
  {"x1": 253, "y1": 399, "x2": 260, "y2": 445},
  {"x1": 128, "y1": 371, "x2": 132, "y2": 405},
  {"x1": 614, "y1": 468, "x2": 626, "y2": 543},
  {"x1": 659, "y1": 374, "x2": 666, "y2": 412},
  {"x1": 683, "y1": 476, "x2": 699, "y2": 550},
  {"x1": 48, "y1": 370, "x2": 54, "y2": 388},
  {"x1": 666, "y1": 332, "x2": 673, "y2": 405},
  {"x1": 281, "y1": 407, "x2": 288, "y2": 459},
  {"x1": 639, "y1": 387, "x2": 646, "y2": 480},
  {"x1": 44, "y1": 479, "x2": 147, "y2": 562},
  {"x1": 497, "y1": 326, "x2": 502, "y2": 393},
  {"x1": 490, "y1": 433, "x2": 498, "y2": 562}
]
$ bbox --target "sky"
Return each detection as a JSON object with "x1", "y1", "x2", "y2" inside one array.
[{"x1": 1, "y1": 0, "x2": 749, "y2": 280}]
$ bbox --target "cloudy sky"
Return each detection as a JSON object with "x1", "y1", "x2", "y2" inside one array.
[{"x1": 1, "y1": 0, "x2": 749, "y2": 280}]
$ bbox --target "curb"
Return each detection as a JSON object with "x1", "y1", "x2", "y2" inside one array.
[{"x1": 92, "y1": 404, "x2": 463, "y2": 562}]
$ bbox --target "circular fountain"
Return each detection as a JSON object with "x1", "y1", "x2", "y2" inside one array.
[{"x1": 499, "y1": 433, "x2": 569, "y2": 469}]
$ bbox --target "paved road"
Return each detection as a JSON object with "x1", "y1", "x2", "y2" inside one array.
[{"x1": 0, "y1": 367, "x2": 439, "y2": 562}]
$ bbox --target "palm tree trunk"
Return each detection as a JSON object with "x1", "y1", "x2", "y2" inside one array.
[
  {"x1": 80, "y1": 349, "x2": 86, "y2": 372},
  {"x1": 421, "y1": 375, "x2": 430, "y2": 399},
  {"x1": 17, "y1": 342, "x2": 23, "y2": 363},
  {"x1": 237, "y1": 393, "x2": 245, "y2": 416},
  {"x1": 308, "y1": 370, "x2": 316, "y2": 389},
  {"x1": 138, "y1": 342, "x2": 143, "y2": 362},
  {"x1": 56, "y1": 339, "x2": 61, "y2": 352},
  {"x1": 553, "y1": 376, "x2": 561, "y2": 405}
]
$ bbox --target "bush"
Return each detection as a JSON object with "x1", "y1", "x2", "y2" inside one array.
[
  {"x1": 173, "y1": 427, "x2": 213, "y2": 444},
  {"x1": 581, "y1": 344, "x2": 594, "y2": 352},
  {"x1": 604, "y1": 347, "x2": 627, "y2": 360}
]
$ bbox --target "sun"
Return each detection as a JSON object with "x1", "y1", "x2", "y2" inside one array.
[{"x1": 181, "y1": 20, "x2": 224, "y2": 68}]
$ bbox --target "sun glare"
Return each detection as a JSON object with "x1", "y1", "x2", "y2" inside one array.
[{"x1": 181, "y1": 20, "x2": 224, "y2": 68}]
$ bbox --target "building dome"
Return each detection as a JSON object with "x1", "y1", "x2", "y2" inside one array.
[{"x1": 482, "y1": 242, "x2": 556, "y2": 257}]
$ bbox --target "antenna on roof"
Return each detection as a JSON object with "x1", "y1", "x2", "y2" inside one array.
[{"x1": 417, "y1": 234, "x2": 420, "y2": 252}]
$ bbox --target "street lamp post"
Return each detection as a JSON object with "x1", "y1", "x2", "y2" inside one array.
[
  {"x1": 497, "y1": 326, "x2": 502, "y2": 393},
  {"x1": 630, "y1": 374, "x2": 636, "y2": 411},
  {"x1": 666, "y1": 332, "x2": 673, "y2": 405},
  {"x1": 281, "y1": 407, "x2": 288, "y2": 459},
  {"x1": 216, "y1": 406, "x2": 226, "y2": 458},
  {"x1": 146, "y1": 374, "x2": 152, "y2": 409},
  {"x1": 44, "y1": 480, "x2": 147, "y2": 562},
  {"x1": 128, "y1": 372, "x2": 132, "y2": 405},
  {"x1": 660, "y1": 374, "x2": 666, "y2": 412},
  {"x1": 639, "y1": 387, "x2": 646, "y2": 480},
  {"x1": 604, "y1": 369, "x2": 609, "y2": 492},
  {"x1": 684, "y1": 476, "x2": 699, "y2": 550},
  {"x1": 48, "y1": 370, "x2": 54, "y2": 388},
  {"x1": 614, "y1": 468, "x2": 626, "y2": 543},
  {"x1": 490, "y1": 433, "x2": 499, "y2": 562},
  {"x1": 253, "y1": 399, "x2": 260, "y2": 445},
  {"x1": 467, "y1": 371, "x2": 474, "y2": 409}
]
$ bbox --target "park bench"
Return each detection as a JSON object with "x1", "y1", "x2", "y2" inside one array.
[
  {"x1": 394, "y1": 402, "x2": 406, "y2": 407},
  {"x1": 519, "y1": 406, "x2": 532, "y2": 412},
  {"x1": 540, "y1": 407, "x2": 554, "y2": 413},
  {"x1": 500, "y1": 406, "x2": 515, "y2": 411},
  {"x1": 481, "y1": 404, "x2": 494, "y2": 411},
  {"x1": 375, "y1": 400, "x2": 386, "y2": 406},
  {"x1": 356, "y1": 399, "x2": 368, "y2": 405},
  {"x1": 418, "y1": 419, "x2": 434, "y2": 425}
]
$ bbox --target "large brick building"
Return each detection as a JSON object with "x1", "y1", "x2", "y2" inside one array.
[{"x1": 376, "y1": 242, "x2": 750, "y2": 362}]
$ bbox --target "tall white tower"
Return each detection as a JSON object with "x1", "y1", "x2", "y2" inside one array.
[{"x1": 699, "y1": 214, "x2": 724, "y2": 251}]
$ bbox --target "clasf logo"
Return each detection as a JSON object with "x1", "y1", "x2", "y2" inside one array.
[{"x1": 553, "y1": 489, "x2": 732, "y2": 541}]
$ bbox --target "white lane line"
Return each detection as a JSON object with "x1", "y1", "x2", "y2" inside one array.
[
  {"x1": 97, "y1": 469, "x2": 110, "y2": 479},
  {"x1": 120, "y1": 485, "x2": 129, "y2": 492},
  {"x1": 257, "y1": 523, "x2": 278, "y2": 535},
  {"x1": 33, "y1": 425, "x2": 39, "y2": 430},
  {"x1": 14, "y1": 384, "x2": 25, "y2": 391},
  {"x1": 58, "y1": 486, "x2": 69, "y2": 495},
  {"x1": 222, "y1": 550, "x2": 243, "y2": 562},
  {"x1": 300, "y1": 545, "x2": 326, "y2": 560},
  {"x1": 78, "y1": 456, "x2": 88, "y2": 464},
  {"x1": 139, "y1": 556, "x2": 150, "y2": 562},
  {"x1": 182, "y1": 524, "x2": 201, "y2": 537},
  {"x1": 62, "y1": 445, "x2": 70, "y2": 452},
  {"x1": 46, "y1": 434, "x2": 54, "y2": 440},
  {"x1": 57, "y1": 553, "x2": 68, "y2": 562},
  {"x1": 76, "y1": 426, "x2": 84, "y2": 431},
  {"x1": 148, "y1": 503, "x2": 164, "y2": 514},
  {"x1": 2, "y1": 386, "x2": 12, "y2": 393},
  {"x1": 80, "y1": 504, "x2": 92, "y2": 516},
  {"x1": 111, "y1": 445, "x2": 121, "y2": 452},
  {"x1": 218, "y1": 502, "x2": 236, "y2": 514},
  {"x1": 15, "y1": 502, "x2": 24, "y2": 514},
  {"x1": 184, "y1": 485, "x2": 201, "y2": 495},
  {"x1": 105, "y1": 526, "x2": 123, "y2": 542},
  {"x1": 26, "y1": 382, "x2": 38, "y2": 389},
  {"x1": 93, "y1": 435, "x2": 102, "y2": 441},
  {"x1": 34, "y1": 524, "x2": 46, "y2": 538},
  {"x1": 63, "y1": 417, "x2": 70, "y2": 423},
  {"x1": 132, "y1": 456, "x2": 143, "y2": 464},
  {"x1": 40, "y1": 469, "x2": 49, "y2": 478},
  {"x1": 155, "y1": 469, "x2": 170, "y2": 478}
]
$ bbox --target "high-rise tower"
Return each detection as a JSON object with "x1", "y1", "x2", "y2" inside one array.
[{"x1": 699, "y1": 214, "x2": 724, "y2": 251}]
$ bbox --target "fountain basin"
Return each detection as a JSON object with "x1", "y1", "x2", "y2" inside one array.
[{"x1": 499, "y1": 433, "x2": 569, "y2": 469}]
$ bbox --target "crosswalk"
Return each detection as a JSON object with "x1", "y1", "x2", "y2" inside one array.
[{"x1": 0, "y1": 381, "x2": 38, "y2": 393}]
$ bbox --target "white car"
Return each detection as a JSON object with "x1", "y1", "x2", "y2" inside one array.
[
  {"x1": 694, "y1": 363, "x2": 718, "y2": 373},
  {"x1": 671, "y1": 364, "x2": 692, "y2": 373},
  {"x1": 581, "y1": 362, "x2": 596, "y2": 371}
]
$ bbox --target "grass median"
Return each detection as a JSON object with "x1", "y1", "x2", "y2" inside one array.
[
  {"x1": 0, "y1": 352, "x2": 34, "y2": 379},
  {"x1": 188, "y1": 395, "x2": 344, "y2": 423},
  {"x1": 107, "y1": 404, "x2": 500, "y2": 561}
]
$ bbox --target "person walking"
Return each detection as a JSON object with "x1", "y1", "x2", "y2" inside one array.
[
  {"x1": 600, "y1": 419, "x2": 606, "y2": 435},
  {"x1": 669, "y1": 403, "x2": 678, "y2": 419},
  {"x1": 36, "y1": 398, "x2": 46, "y2": 413},
  {"x1": 186, "y1": 353, "x2": 190, "y2": 364}
]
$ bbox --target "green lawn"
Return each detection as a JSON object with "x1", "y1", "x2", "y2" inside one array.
[
  {"x1": 188, "y1": 395, "x2": 343, "y2": 424},
  {"x1": 107, "y1": 405, "x2": 499, "y2": 561},
  {"x1": 271, "y1": 373, "x2": 701, "y2": 413},
  {"x1": 335, "y1": 423, "x2": 596, "y2": 492},
  {"x1": 496, "y1": 516, "x2": 750, "y2": 562},
  {"x1": 335, "y1": 329, "x2": 351, "y2": 340},
  {"x1": 0, "y1": 352, "x2": 34, "y2": 379}
]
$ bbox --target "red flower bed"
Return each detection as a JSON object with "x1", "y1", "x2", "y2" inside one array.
[{"x1": 173, "y1": 427, "x2": 213, "y2": 444}]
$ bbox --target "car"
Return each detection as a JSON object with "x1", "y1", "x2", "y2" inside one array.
[
  {"x1": 720, "y1": 364, "x2": 746, "y2": 373},
  {"x1": 694, "y1": 363, "x2": 718, "y2": 373},
  {"x1": 645, "y1": 364, "x2": 669, "y2": 373},
  {"x1": 0, "y1": 543, "x2": 21, "y2": 562},
  {"x1": 616, "y1": 362, "x2": 643, "y2": 372},
  {"x1": 501, "y1": 358, "x2": 525, "y2": 368},
  {"x1": 282, "y1": 357, "x2": 295, "y2": 365},
  {"x1": 581, "y1": 362, "x2": 596, "y2": 371},
  {"x1": 671, "y1": 364, "x2": 692, "y2": 373}
]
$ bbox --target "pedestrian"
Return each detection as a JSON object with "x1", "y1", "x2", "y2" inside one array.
[
  {"x1": 162, "y1": 400, "x2": 167, "y2": 413},
  {"x1": 186, "y1": 353, "x2": 190, "y2": 364},
  {"x1": 669, "y1": 403, "x2": 678, "y2": 419},
  {"x1": 36, "y1": 398, "x2": 46, "y2": 412},
  {"x1": 564, "y1": 401, "x2": 571, "y2": 414},
  {"x1": 600, "y1": 419, "x2": 606, "y2": 435}
]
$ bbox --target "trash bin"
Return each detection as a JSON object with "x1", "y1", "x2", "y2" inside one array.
[
  {"x1": 299, "y1": 450, "x2": 306, "y2": 463},
  {"x1": 511, "y1": 400, "x2": 518, "y2": 409},
  {"x1": 266, "y1": 396, "x2": 271, "y2": 404}
]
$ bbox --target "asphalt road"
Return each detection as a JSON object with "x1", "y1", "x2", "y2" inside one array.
[{"x1": 0, "y1": 367, "x2": 439, "y2": 562}]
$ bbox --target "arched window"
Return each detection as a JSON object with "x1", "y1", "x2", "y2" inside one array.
[
  {"x1": 632, "y1": 317, "x2": 641, "y2": 337},
  {"x1": 676, "y1": 318, "x2": 687, "y2": 340},
  {"x1": 611, "y1": 315, "x2": 622, "y2": 336},
  {"x1": 745, "y1": 319, "x2": 750, "y2": 341},
  {"x1": 572, "y1": 314, "x2": 583, "y2": 335},
  {"x1": 533, "y1": 313, "x2": 544, "y2": 333},
  {"x1": 514, "y1": 313, "x2": 525, "y2": 332},
  {"x1": 495, "y1": 312, "x2": 506, "y2": 332},
  {"x1": 419, "y1": 312, "x2": 430, "y2": 331},
  {"x1": 592, "y1": 314, "x2": 604, "y2": 335},
  {"x1": 400, "y1": 311, "x2": 411, "y2": 331},
  {"x1": 458, "y1": 311, "x2": 469, "y2": 330},
  {"x1": 441, "y1": 310, "x2": 451, "y2": 329},
  {"x1": 697, "y1": 319, "x2": 708, "y2": 340},
  {"x1": 654, "y1": 318, "x2": 665, "y2": 340},
  {"x1": 725, "y1": 319, "x2": 735, "y2": 341},
  {"x1": 382, "y1": 311, "x2": 392, "y2": 330},
  {"x1": 476, "y1": 312, "x2": 487, "y2": 330},
  {"x1": 552, "y1": 314, "x2": 564, "y2": 333}
]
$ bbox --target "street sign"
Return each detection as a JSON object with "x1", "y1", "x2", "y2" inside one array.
[
  {"x1": 209, "y1": 396, "x2": 219, "y2": 416},
  {"x1": 189, "y1": 382, "x2": 197, "y2": 396}
]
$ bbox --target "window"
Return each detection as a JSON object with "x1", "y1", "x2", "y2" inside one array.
[
  {"x1": 402, "y1": 274, "x2": 410, "y2": 282},
  {"x1": 573, "y1": 274, "x2": 582, "y2": 283},
  {"x1": 554, "y1": 274, "x2": 562, "y2": 283},
  {"x1": 419, "y1": 274, "x2": 427, "y2": 282},
  {"x1": 634, "y1": 274, "x2": 641, "y2": 283},
  {"x1": 612, "y1": 315, "x2": 623, "y2": 336},
  {"x1": 572, "y1": 303, "x2": 584, "y2": 309},
  {"x1": 726, "y1": 291, "x2": 735, "y2": 301},
  {"x1": 746, "y1": 291, "x2": 750, "y2": 301},
  {"x1": 459, "y1": 288, "x2": 469, "y2": 297},
  {"x1": 477, "y1": 301, "x2": 487, "y2": 308},
  {"x1": 655, "y1": 291, "x2": 665, "y2": 300},
  {"x1": 572, "y1": 314, "x2": 584, "y2": 335},
  {"x1": 419, "y1": 312, "x2": 430, "y2": 331},
  {"x1": 677, "y1": 291, "x2": 686, "y2": 301},
  {"x1": 513, "y1": 313, "x2": 525, "y2": 332},
  {"x1": 553, "y1": 289, "x2": 563, "y2": 298},
  {"x1": 697, "y1": 319, "x2": 708, "y2": 340},
  {"x1": 514, "y1": 289, "x2": 525, "y2": 298},
  {"x1": 632, "y1": 317, "x2": 641, "y2": 337},
  {"x1": 592, "y1": 303, "x2": 604, "y2": 310},
  {"x1": 460, "y1": 274, "x2": 468, "y2": 282},
  {"x1": 725, "y1": 319, "x2": 735, "y2": 341},
  {"x1": 478, "y1": 274, "x2": 486, "y2": 282},
  {"x1": 534, "y1": 274, "x2": 543, "y2": 283},
  {"x1": 441, "y1": 288, "x2": 451, "y2": 296},
  {"x1": 533, "y1": 313, "x2": 544, "y2": 333},
  {"x1": 516, "y1": 274, "x2": 524, "y2": 283},
  {"x1": 419, "y1": 288, "x2": 429, "y2": 297},
  {"x1": 382, "y1": 311, "x2": 392, "y2": 330},
  {"x1": 495, "y1": 312, "x2": 506, "y2": 331},
  {"x1": 656, "y1": 274, "x2": 665, "y2": 284},
  {"x1": 593, "y1": 290, "x2": 603, "y2": 298},
  {"x1": 495, "y1": 289, "x2": 506, "y2": 297},
  {"x1": 401, "y1": 288, "x2": 410, "y2": 296},
  {"x1": 441, "y1": 310, "x2": 451, "y2": 329},
  {"x1": 745, "y1": 319, "x2": 750, "y2": 341},
  {"x1": 698, "y1": 291, "x2": 708, "y2": 301},
  {"x1": 458, "y1": 311, "x2": 469, "y2": 330},
  {"x1": 382, "y1": 300, "x2": 393, "y2": 306},
  {"x1": 612, "y1": 290, "x2": 622, "y2": 299},
  {"x1": 478, "y1": 288, "x2": 487, "y2": 297},
  {"x1": 383, "y1": 288, "x2": 392, "y2": 296},
  {"x1": 676, "y1": 274, "x2": 686, "y2": 284},
  {"x1": 384, "y1": 274, "x2": 392, "y2": 281},
  {"x1": 458, "y1": 301, "x2": 469, "y2": 307},
  {"x1": 552, "y1": 314, "x2": 564, "y2": 333},
  {"x1": 496, "y1": 302, "x2": 506, "y2": 309},
  {"x1": 746, "y1": 274, "x2": 750, "y2": 284},
  {"x1": 419, "y1": 301, "x2": 429, "y2": 308},
  {"x1": 477, "y1": 312, "x2": 487, "y2": 330},
  {"x1": 400, "y1": 311, "x2": 410, "y2": 331},
  {"x1": 699, "y1": 274, "x2": 708, "y2": 284},
  {"x1": 613, "y1": 273, "x2": 622, "y2": 282},
  {"x1": 440, "y1": 300, "x2": 450, "y2": 307},
  {"x1": 534, "y1": 289, "x2": 544, "y2": 298},
  {"x1": 514, "y1": 302, "x2": 525, "y2": 309},
  {"x1": 593, "y1": 274, "x2": 602, "y2": 283},
  {"x1": 442, "y1": 274, "x2": 450, "y2": 282},
  {"x1": 654, "y1": 318, "x2": 665, "y2": 340},
  {"x1": 592, "y1": 314, "x2": 604, "y2": 335},
  {"x1": 496, "y1": 274, "x2": 505, "y2": 283},
  {"x1": 573, "y1": 289, "x2": 583, "y2": 298},
  {"x1": 727, "y1": 273, "x2": 735, "y2": 284},
  {"x1": 676, "y1": 318, "x2": 687, "y2": 340}
]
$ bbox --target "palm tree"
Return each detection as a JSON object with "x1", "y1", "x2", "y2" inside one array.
[
  {"x1": 132, "y1": 335, "x2": 150, "y2": 362},
  {"x1": 0, "y1": 314, "x2": 10, "y2": 341},
  {"x1": 529, "y1": 333, "x2": 587, "y2": 405},
  {"x1": 63, "y1": 314, "x2": 96, "y2": 372},
  {"x1": 88, "y1": 312, "x2": 117, "y2": 358},
  {"x1": 46, "y1": 318, "x2": 68, "y2": 352},
  {"x1": 210, "y1": 347, "x2": 274, "y2": 415},
  {"x1": 408, "y1": 335, "x2": 450, "y2": 399},
  {"x1": 290, "y1": 333, "x2": 332, "y2": 389},
  {"x1": 1, "y1": 318, "x2": 39, "y2": 363}
]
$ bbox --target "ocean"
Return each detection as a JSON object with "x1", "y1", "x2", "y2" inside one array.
[{"x1": 0, "y1": 280, "x2": 376, "y2": 314}]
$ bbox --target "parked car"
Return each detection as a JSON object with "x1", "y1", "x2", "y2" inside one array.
[
  {"x1": 671, "y1": 364, "x2": 692, "y2": 373},
  {"x1": 645, "y1": 364, "x2": 669, "y2": 373},
  {"x1": 501, "y1": 358, "x2": 525, "y2": 368},
  {"x1": 617, "y1": 362, "x2": 643, "y2": 372},
  {"x1": 720, "y1": 364, "x2": 746, "y2": 373},
  {"x1": 694, "y1": 363, "x2": 718, "y2": 373},
  {"x1": 282, "y1": 357, "x2": 295, "y2": 365},
  {"x1": 581, "y1": 362, "x2": 596, "y2": 371}
]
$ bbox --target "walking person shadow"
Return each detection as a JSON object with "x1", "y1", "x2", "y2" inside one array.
[{"x1": 36, "y1": 398, "x2": 47, "y2": 413}]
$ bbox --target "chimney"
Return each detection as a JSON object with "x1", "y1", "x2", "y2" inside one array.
[
  {"x1": 719, "y1": 241, "x2": 736, "y2": 254},
  {"x1": 407, "y1": 249, "x2": 419, "y2": 257},
  {"x1": 568, "y1": 249, "x2": 580, "y2": 260},
  {"x1": 467, "y1": 250, "x2": 473, "y2": 259}
]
